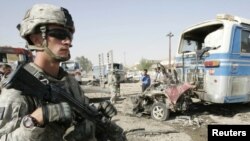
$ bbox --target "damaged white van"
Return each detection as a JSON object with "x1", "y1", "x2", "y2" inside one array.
[{"x1": 175, "y1": 14, "x2": 250, "y2": 104}]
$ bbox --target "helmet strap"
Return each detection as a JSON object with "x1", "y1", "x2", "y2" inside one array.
[
  {"x1": 43, "y1": 43, "x2": 70, "y2": 62},
  {"x1": 25, "y1": 26, "x2": 48, "y2": 51},
  {"x1": 40, "y1": 26, "x2": 70, "y2": 62}
]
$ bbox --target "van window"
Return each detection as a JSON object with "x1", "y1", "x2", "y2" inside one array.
[
  {"x1": 204, "y1": 27, "x2": 223, "y2": 48},
  {"x1": 179, "y1": 24, "x2": 223, "y2": 53},
  {"x1": 240, "y1": 30, "x2": 250, "y2": 53},
  {"x1": 0, "y1": 53, "x2": 21, "y2": 63},
  {"x1": 61, "y1": 62, "x2": 79, "y2": 71}
]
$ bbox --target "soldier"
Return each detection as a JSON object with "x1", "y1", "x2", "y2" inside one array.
[
  {"x1": 108, "y1": 69, "x2": 121, "y2": 104},
  {"x1": 0, "y1": 4, "x2": 120, "y2": 141},
  {"x1": 0, "y1": 63, "x2": 12, "y2": 93},
  {"x1": 0, "y1": 63, "x2": 12, "y2": 81}
]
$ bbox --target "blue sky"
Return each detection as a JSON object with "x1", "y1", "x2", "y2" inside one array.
[{"x1": 0, "y1": 0, "x2": 249, "y2": 66}]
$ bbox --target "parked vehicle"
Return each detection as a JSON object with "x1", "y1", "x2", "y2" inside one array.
[
  {"x1": 60, "y1": 60, "x2": 82, "y2": 84},
  {"x1": 0, "y1": 46, "x2": 33, "y2": 68},
  {"x1": 60, "y1": 60, "x2": 81, "y2": 73},
  {"x1": 0, "y1": 46, "x2": 33, "y2": 92},
  {"x1": 92, "y1": 63, "x2": 126, "y2": 83},
  {"x1": 126, "y1": 70, "x2": 141, "y2": 83}
]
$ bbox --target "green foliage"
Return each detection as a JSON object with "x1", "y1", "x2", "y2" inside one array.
[
  {"x1": 75, "y1": 56, "x2": 92, "y2": 72},
  {"x1": 136, "y1": 58, "x2": 153, "y2": 70}
]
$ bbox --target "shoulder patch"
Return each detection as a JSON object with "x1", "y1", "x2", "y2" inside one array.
[{"x1": 0, "y1": 107, "x2": 5, "y2": 120}]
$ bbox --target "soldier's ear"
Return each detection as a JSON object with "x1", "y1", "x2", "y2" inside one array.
[{"x1": 29, "y1": 34, "x2": 43, "y2": 46}]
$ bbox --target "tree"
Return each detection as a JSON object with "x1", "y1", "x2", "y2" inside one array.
[
  {"x1": 136, "y1": 58, "x2": 153, "y2": 70},
  {"x1": 75, "y1": 56, "x2": 92, "y2": 72}
]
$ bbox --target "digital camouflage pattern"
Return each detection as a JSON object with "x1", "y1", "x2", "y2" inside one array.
[
  {"x1": 108, "y1": 71, "x2": 121, "y2": 103},
  {"x1": 18, "y1": 4, "x2": 74, "y2": 39},
  {"x1": 0, "y1": 63, "x2": 93, "y2": 141}
]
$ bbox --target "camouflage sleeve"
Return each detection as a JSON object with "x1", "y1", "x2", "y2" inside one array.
[
  {"x1": 108, "y1": 75, "x2": 116, "y2": 86},
  {"x1": 0, "y1": 88, "x2": 45, "y2": 141}
]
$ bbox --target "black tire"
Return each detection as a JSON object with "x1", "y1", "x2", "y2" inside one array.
[{"x1": 151, "y1": 102, "x2": 170, "y2": 121}]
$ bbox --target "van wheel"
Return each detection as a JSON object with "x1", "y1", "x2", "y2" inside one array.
[{"x1": 151, "y1": 102, "x2": 170, "y2": 121}]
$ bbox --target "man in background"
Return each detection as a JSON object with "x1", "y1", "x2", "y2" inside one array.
[
  {"x1": 108, "y1": 69, "x2": 121, "y2": 104},
  {"x1": 140, "y1": 69, "x2": 151, "y2": 92},
  {"x1": 0, "y1": 63, "x2": 12, "y2": 81}
]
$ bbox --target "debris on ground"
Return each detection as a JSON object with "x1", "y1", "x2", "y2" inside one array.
[{"x1": 125, "y1": 128, "x2": 179, "y2": 137}]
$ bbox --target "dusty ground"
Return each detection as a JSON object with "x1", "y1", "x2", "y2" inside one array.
[{"x1": 83, "y1": 83, "x2": 250, "y2": 141}]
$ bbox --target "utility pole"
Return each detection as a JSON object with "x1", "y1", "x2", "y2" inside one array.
[
  {"x1": 98, "y1": 54, "x2": 103, "y2": 86},
  {"x1": 167, "y1": 32, "x2": 174, "y2": 68},
  {"x1": 123, "y1": 51, "x2": 126, "y2": 67},
  {"x1": 98, "y1": 54, "x2": 102, "y2": 76},
  {"x1": 107, "y1": 50, "x2": 113, "y2": 71}
]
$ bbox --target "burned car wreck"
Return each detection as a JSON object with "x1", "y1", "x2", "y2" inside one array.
[{"x1": 131, "y1": 64, "x2": 195, "y2": 121}]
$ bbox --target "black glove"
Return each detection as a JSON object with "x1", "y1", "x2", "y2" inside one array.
[
  {"x1": 97, "y1": 101, "x2": 117, "y2": 118},
  {"x1": 64, "y1": 119, "x2": 96, "y2": 141},
  {"x1": 42, "y1": 102, "x2": 72, "y2": 124}
]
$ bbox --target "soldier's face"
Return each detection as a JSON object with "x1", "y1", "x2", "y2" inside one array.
[{"x1": 46, "y1": 25, "x2": 73, "y2": 60}]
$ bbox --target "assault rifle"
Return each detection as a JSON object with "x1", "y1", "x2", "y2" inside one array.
[{"x1": 2, "y1": 64, "x2": 125, "y2": 141}]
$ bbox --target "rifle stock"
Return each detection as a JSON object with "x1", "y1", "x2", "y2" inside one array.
[{"x1": 2, "y1": 64, "x2": 125, "y2": 141}]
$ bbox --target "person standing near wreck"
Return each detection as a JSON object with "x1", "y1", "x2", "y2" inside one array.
[
  {"x1": 108, "y1": 69, "x2": 121, "y2": 104},
  {"x1": 140, "y1": 69, "x2": 151, "y2": 92},
  {"x1": 0, "y1": 3, "x2": 120, "y2": 141}
]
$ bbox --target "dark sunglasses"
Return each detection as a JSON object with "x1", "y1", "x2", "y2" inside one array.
[{"x1": 47, "y1": 28, "x2": 73, "y2": 40}]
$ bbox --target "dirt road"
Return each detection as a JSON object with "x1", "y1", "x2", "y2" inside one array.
[{"x1": 84, "y1": 83, "x2": 250, "y2": 141}]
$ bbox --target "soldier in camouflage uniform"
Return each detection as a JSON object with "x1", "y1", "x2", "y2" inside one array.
[
  {"x1": 108, "y1": 69, "x2": 121, "y2": 104},
  {"x1": 0, "y1": 4, "x2": 119, "y2": 141}
]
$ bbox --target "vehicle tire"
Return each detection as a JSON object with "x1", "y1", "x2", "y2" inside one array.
[{"x1": 151, "y1": 102, "x2": 170, "y2": 121}]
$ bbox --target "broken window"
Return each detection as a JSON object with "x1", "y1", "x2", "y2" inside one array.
[
  {"x1": 240, "y1": 30, "x2": 250, "y2": 53},
  {"x1": 179, "y1": 24, "x2": 223, "y2": 53}
]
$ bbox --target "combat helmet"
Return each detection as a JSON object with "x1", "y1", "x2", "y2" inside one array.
[{"x1": 17, "y1": 4, "x2": 74, "y2": 61}]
